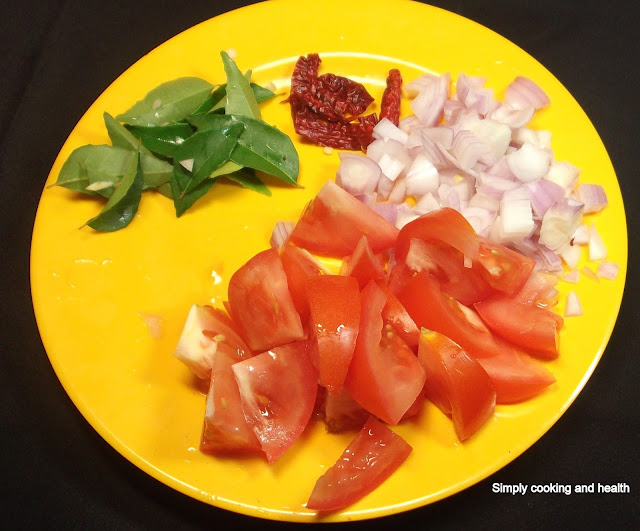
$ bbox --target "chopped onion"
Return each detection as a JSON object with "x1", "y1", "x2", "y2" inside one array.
[
  {"x1": 527, "y1": 178, "x2": 565, "y2": 218},
  {"x1": 490, "y1": 103, "x2": 535, "y2": 129},
  {"x1": 544, "y1": 160, "x2": 580, "y2": 191},
  {"x1": 539, "y1": 198, "x2": 584, "y2": 250},
  {"x1": 588, "y1": 223, "x2": 607, "y2": 260},
  {"x1": 511, "y1": 127, "x2": 552, "y2": 149},
  {"x1": 179, "y1": 158, "x2": 194, "y2": 172},
  {"x1": 139, "y1": 312, "x2": 163, "y2": 339},
  {"x1": 269, "y1": 220, "x2": 294, "y2": 250},
  {"x1": 561, "y1": 269, "x2": 580, "y2": 283},
  {"x1": 413, "y1": 192, "x2": 441, "y2": 215},
  {"x1": 505, "y1": 76, "x2": 550, "y2": 110},
  {"x1": 336, "y1": 152, "x2": 381, "y2": 195},
  {"x1": 505, "y1": 142, "x2": 552, "y2": 182},
  {"x1": 388, "y1": 177, "x2": 407, "y2": 204},
  {"x1": 596, "y1": 260, "x2": 620, "y2": 280},
  {"x1": 581, "y1": 265, "x2": 599, "y2": 282},
  {"x1": 557, "y1": 242, "x2": 582, "y2": 269},
  {"x1": 366, "y1": 138, "x2": 411, "y2": 181},
  {"x1": 461, "y1": 206, "x2": 496, "y2": 237},
  {"x1": 409, "y1": 72, "x2": 451, "y2": 127},
  {"x1": 405, "y1": 153, "x2": 439, "y2": 197},
  {"x1": 575, "y1": 183, "x2": 608, "y2": 213},
  {"x1": 564, "y1": 291, "x2": 583, "y2": 317},
  {"x1": 571, "y1": 224, "x2": 589, "y2": 245},
  {"x1": 372, "y1": 117, "x2": 410, "y2": 144}
]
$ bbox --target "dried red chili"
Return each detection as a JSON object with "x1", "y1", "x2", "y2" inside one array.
[
  {"x1": 380, "y1": 69, "x2": 403, "y2": 126},
  {"x1": 287, "y1": 54, "x2": 402, "y2": 151}
]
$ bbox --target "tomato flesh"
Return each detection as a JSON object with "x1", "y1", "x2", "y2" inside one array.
[
  {"x1": 232, "y1": 340, "x2": 318, "y2": 463},
  {"x1": 418, "y1": 330, "x2": 496, "y2": 441},
  {"x1": 345, "y1": 281, "x2": 426, "y2": 425},
  {"x1": 174, "y1": 304, "x2": 251, "y2": 380},
  {"x1": 306, "y1": 416, "x2": 412, "y2": 512},
  {"x1": 377, "y1": 281, "x2": 420, "y2": 351},
  {"x1": 475, "y1": 295, "x2": 562, "y2": 360},
  {"x1": 341, "y1": 235, "x2": 387, "y2": 289},
  {"x1": 288, "y1": 179, "x2": 399, "y2": 257},
  {"x1": 201, "y1": 347, "x2": 262, "y2": 455},
  {"x1": 307, "y1": 275, "x2": 361, "y2": 395},
  {"x1": 475, "y1": 237, "x2": 535, "y2": 297},
  {"x1": 228, "y1": 248, "x2": 304, "y2": 352}
]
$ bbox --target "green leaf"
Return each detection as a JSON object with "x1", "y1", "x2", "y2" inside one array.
[
  {"x1": 116, "y1": 77, "x2": 213, "y2": 126},
  {"x1": 190, "y1": 84, "x2": 227, "y2": 116},
  {"x1": 169, "y1": 162, "x2": 217, "y2": 217},
  {"x1": 173, "y1": 121, "x2": 244, "y2": 195},
  {"x1": 210, "y1": 159, "x2": 244, "y2": 179},
  {"x1": 126, "y1": 122, "x2": 195, "y2": 159},
  {"x1": 225, "y1": 168, "x2": 271, "y2": 196},
  {"x1": 104, "y1": 112, "x2": 174, "y2": 191},
  {"x1": 187, "y1": 113, "x2": 299, "y2": 186},
  {"x1": 55, "y1": 144, "x2": 135, "y2": 198},
  {"x1": 85, "y1": 151, "x2": 143, "y2": 231},
  {"x1": 221, "y1": 51, "x2": 261, "y2": 119}
]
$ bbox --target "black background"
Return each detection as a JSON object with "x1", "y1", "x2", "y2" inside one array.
[{"x1": 2, "y1": 1, "x2": 638, "y2": 528}]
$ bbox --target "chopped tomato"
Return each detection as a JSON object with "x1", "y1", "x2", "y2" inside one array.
[
  {"x1": 307, "y1": 275, "x2": 361, "y2": 395},
  {"x1": 232, "y1": 340, "x2": 318, "y2": 463},
  {"x1": 340, "y1": 235, "x2": 387, "y2": 288},
  {"x1": 418, "y1": 330, "x2": 496, "y2": 441},
  {"x1": 476, "y1": 348, "x2": 556, "y2": 403},
  {"x1": 398, "y1": 271, "x2": 514, "y2": 359},
  {"x1": 323, "y1": 387, "x2": 369, "y2": 433},
  {"x1": 174, "y1": 304, "x2": 252, "y2": 380},
  {"x1": 288, "y1": 180, "x2": 399, "y2": 257},
  {"x1": 377, "y1": 281, "x2": 420, "y2": 351},
  {"x1": 228, "y1": 248, "x2": 304, "y2": 352},
  {"x1": 475, "y1": 237, "x2": 535, "y2": 297},
  {"x1": 475, "y1": 295, "x2": 562, "y2": 360},
  {"x1": 306, "y1": 416, "x2": 412, "y2": 512},
  {"x1": 280, "y1": 243, "x2": 328, "y2": 324},
  {"x1": 201, "y1": 347, "x2": 262, "y2": 455},
  {"x1": 345, "y1": 281, "x2": 426, "y2": 425},
  {"x1": 513, "y1": 270, "x2": 559, "y2": 308},
  {"x1": 394, "y1": 207, "x2": 480, "y2": 263}
]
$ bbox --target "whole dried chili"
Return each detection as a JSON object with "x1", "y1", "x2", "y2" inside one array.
[
  {"x1": 380, "y1": 69, "x2": 403, "y2": 126},
  {"x1": 287, "y1": 54, "x2": 379, "y2": 150}
]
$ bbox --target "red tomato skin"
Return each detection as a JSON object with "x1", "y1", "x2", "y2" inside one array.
[
  {"x1": 341, "y1": 236, "x2": 387, "y2": 289},
  {"x1": 476, "y1": 349, "x2": 556, "y2": 404},
  {"x1": 306, "y1": 416, "x2": 412, "y2": 512},
  {"x1": 307, "y1": 275, "x2": 361, "y2": 395},
  {"x1": 345, "y1": 281, "x2": 426, "y2": 425},
  {"x1": 322, "y1": 387, "x2": 369, "y2": 433},
  {"x1": 288, "y1": 180, "x2": 399, "y2": 257},
  {"x1": 200, "y1": 346, "x2": 262, "y2": 455},
  {"x1": 398, "y1": 271, "x2": 512, "y2": 360},
  {"x1": 232, "y1": 340, "x2": 318, "y2": 463},
  {"x1": 280, "y1": 244, "x2": 327, "y2": 324},
  {"x1": 418, "y1": 330, "x2": 496, "y2": 441},
  {"x1": 395, "y1": 207, "x2": 480, "y2": 263},
  {"x1": 377, "y1": 281, "x2": 420, "y2": 351},
  {"x1": 475, "y1": 295, "x2": 562, "y2": 360},
  {"x1": 228, "y1": 248, "x2": 305, "y2": 352},
  {"x1": 475, "y1": 237, "x2": 535, "y2": 297}
]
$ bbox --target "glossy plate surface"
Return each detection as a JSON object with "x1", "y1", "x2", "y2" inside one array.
[{"x1": 30, "y1": 0, "x2": 627, "y2": 522}]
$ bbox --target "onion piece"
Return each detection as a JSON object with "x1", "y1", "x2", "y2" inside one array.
[
  {"x1": 564, "y1": 291, "x2": 583, "y2": 317},
  {"x1": 581, "y1": 265, "x2": 599, "y2": 282},
  {"x1": 409, "y1": 72, "x2": 451, "y2": 127},
  {"x1": 544, "y1": 160, "x2": 580, "y2": 191},
  {"x1": 505, "y1": 76, "x2": 550, "y2": 110},
  {"x1": 539, "y1": 198, "x2": 584, "y2": 250},
  {"x1": 557, "y1": 242, "x2": 582, "y2": 269},
  {"x1": 269, "y1": 220, "x2": 294, "y2": 250},
  {"x1": 505, "y1": 142, "x2": 552, "y2": 182},
  {"x1": 561, "y1": 269, "x2": 580, "y2": 283},
  {"x1": 575, "y1": 183, "x2": 608, "y2": 213},
  {"x1": 527, "y1": 179, "x2": 565, "y2": 218},
  {"x1": 588, "y1": 223, "x2": 607, "y2": 260},
  {"x1": 596, "y1": 260, "x2": 620, "y2": 280},
  {"x1": 404, "y1": 153, "x2": 439, "y2": 198},
  {"x1": 372, "y1": 117, "x2": 410, "y2": 144},
  {"x1": 336, "y1": 153, "x2": 381, "y2": 195},
  {"x1": 571, "y1": 224, "x2": 589, "y2": 245}
]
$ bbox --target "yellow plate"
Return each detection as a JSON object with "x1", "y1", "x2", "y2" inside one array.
[{"x1": 30, "y1": 0, "x2": 627, "y2": 522}]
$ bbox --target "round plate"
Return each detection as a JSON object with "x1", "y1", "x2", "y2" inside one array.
[{"x1": 30, "y1": 0, "x2": 627, "y2": 522}]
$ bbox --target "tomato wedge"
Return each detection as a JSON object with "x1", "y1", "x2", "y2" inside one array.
[
  {"x1": 228, "y1": 248, "x2": 304, "y2": 352},
  {"x1": 288, "y1": 179, "x2": 399, "y2": 257},
  {"x1": 322, "y1": 387, "x2": 369, "y2": 433},
  {"x1": 475, "y1": 236, "x2": 535, "y2": 297},
  {"x1": 200, "y1": 347, "x2": 262, "y2": 455},
  {"x1": 345, "y1": 281, "x2": 426, "y2": 425},
  {"x1": 280, "y1": 243, "x2": 328, "y2": 324},
  {"x1": 378, "y1": 282, "x2": 420, "y2": 351},
  {"x1": 475, "y1": 295, "x2": 562, "y2": 360},
  {"x1": 418, "y1": 330, "x2": 496, "y2": 441},
  {"x1": 341, "y1": 235, "x2": 387, "y2": 288},
  {"x1": 394, "y1": 207, "x2": 480, "y2": 262},
  {"x1": 476, "y1": 349, "x2": 556, "y2": 403},
  {"x1": 307, "y1": 275, "x2": 361, "y2": 395},
  {"x1": 306, "y1": 416, "x2": 412, "y2": 512},
  {"x1": 174, "y1": 304, "x2": 251, "y2": 380},
  {"x1": 232, "y1": 340, "x2": 318, "y2": 463}
]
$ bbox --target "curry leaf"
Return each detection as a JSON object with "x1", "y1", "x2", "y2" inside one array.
[
  {"x1": 169, "y1": 162, "x2": 217, "y2": 217},
  {"x1": 225, "y1": 168, "x2": 271, "y2": 196},
  {"x1": 190, "y1": 84, "x2": 227, "y2": 116},
  {"x1": 116, "y1": 77, "x2": 213, "y2": 126},
  {"x1": 85, "y1": 151, "x2": 143, "y2": 231},
  {"x1": 221, "y1": 51, "x2": 261, "y2": 119},
  {"x1": 104, "y1": 112, "x2": 174, "y2": 192},
  {"x1": 126, "y1": 122, "x2": 195, "y2": 159},
  {"x1": 174, "y1": 121, "x2": 245, "y2": 194},
  {"x1": 55, "y1": 144, "x2": 135, "y2": 198}
]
